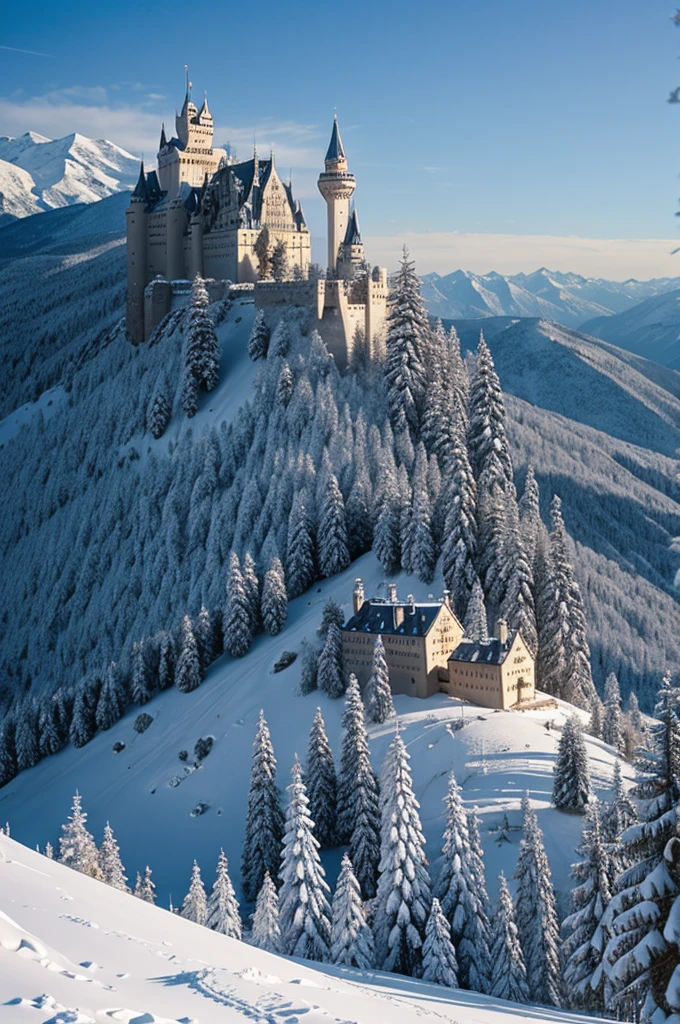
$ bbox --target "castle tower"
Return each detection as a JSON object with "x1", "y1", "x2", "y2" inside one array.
[
  {"x1": 125, "y1": 162, "x2": 149, "y2": 345},
  {"x1": 317, "y1": 115, "x2": 356, "y2": 275}
]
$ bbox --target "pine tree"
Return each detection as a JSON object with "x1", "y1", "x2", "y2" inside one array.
[
  {"x1": 466, "y1": 333, "x2": 513, "y2": 489},
  {"x1": 70, "y1": 675, "x2": 100, "y2": 748},
  {"x1": 207, "y1": 849, "x2": 241, "y2": 938},
  {"x1": 181, "y1": 360, "x2": 199, "y2": 417},
  {"x1": 175, "y1": 615, "x2": 202, "y2": 693},
  {"x1": 223, "y1": 552, "x2": 253, "y2": 658},
  {"x1": 261, "y1": 556, "x2": 288, "y2": 636},
  {"x1": 95, "y1": 662, "x2": 126, "y2": 731},
  {"x1": 241, "y1": 712, "x2": 285, "y2": 903},
  {"x1": 99, "y1": 822, "x2": 129, "y2": 891},
  {"x1": 331, "y1": 853, "x2": 375, "y2": 969},
  {"x1": 603, "y1": 675, "x2": 680, "y2": 1020},
  {"x1": 250, "y1": 872, "x2": 281, "y2": 952},
  {"x1": 44, "y1": 842, "x2": 54, "y2": 860},
  {"x1": 601, "y1": 759, "x2": 637, "y2": 866},
  {"x1": 490, "y1": 873, "x2": 529, "y2": 1004},
  {"x1": 422, "y1": 897, "x2": 459, "y2": 988},
  {"x1": 278, "y1": 758, "x2": 331, "y2": 961},
  {"x1": 195, "y1": 605, "x2": 216, "y2": 671},
  {"x1": 135, "y1": 865, "x2": 156, "y2": 903},
  {"x1": 384, "y1": 248, "x2": 430, "y2": 435},
  {"x1": 518, "y1": 465, "x2": 541, "y2": 564},
  {"x1": 242, "y1": 552, "x2": 260, "y2": 634},
  {"x1": 298, "y1": 639, "x2": 319, "y2": 695},
  {"x1": 157, "y1": 631, "x2": 176, "y2": 690},
  {"x1": 15, "y1": 698, "x2": 40, "y2": 772},
  {"x1": 38, "y1": 691, "x2": 67, "y2": 758},
  {"x1": 59, "y1": 792, "x2": 102, "y2": 879},
  {"x1": 254, "y1": 227, "x2": 271, "y2": 279},
  {"x1": 463, "y1": 576, "x2": 488, "y2": 640},
  {"x1": 131, "y1": 638, "x2": 153, "y2": 705},
  {"x1": 149, "y1": 383, "x2": 172, "y2": 439},
  {"x1": 317, "y1": 621, "x2": 345, "y2": 699},
  {"x1": 248, "y1": 308, "x2": 270, "y2": 360},
  {"x1": 602, "y1": 672, "x2": 623, "y2": 751},
  {"x1": 588, "y1": 694, "x2": 604, "y2": 739},
  {"x1": 466, "y1": 807, "x2": 492, "y2": 968},
  {"x1": 499, "y1": 497, "x2": 538, "y2": 656},
  {"x1": 286, "y1": 490, "x2": 315, "y2": 599},
  {"x1": 374, "y1": 729, "x2": 431, "y2": 977},
  {"x1": 562, "y1": 804, "x2": 614, "y2": 1014},
  {"x1": 513, "y1": 795, "x2": 561, "y2": 1006},
  {"x1": 181, "y1": 861, "x2": 208, "y2": 925},
  {"x1": 0, "y1": 718, "x2": 17, "y2": 788},
  {"x1": 440, "y1": 433, "x2": 478, "y2": 616},
  {"x1": 305, "y1": 708, "x2": 337, "y2": 848},
  {"x1": 552, "y1": 715, "x2": 592, "y2": 812},
  {"x1": 434, "y1": 772, "x2": 490, "y2": 992},
  {"x1": 403, "y1": 443, "x2": 436, "y2": 583},
  {"x1": 276, "y1": 360, "x2": 294, "y2": 407},
  {"x1": 365, "y1": 635, "x2": 395, "y2": 724},
  {"x1": 270, "y1": 239, "x2": 289, "y2": 282},
  {"x1": 318, "y1": 473, "x2": 350, "y2": 578},
  {"x1": 317, "y1": 598, "x2": 345, "y2": 640}
]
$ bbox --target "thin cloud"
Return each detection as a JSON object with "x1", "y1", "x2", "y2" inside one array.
[{"x1": 0, "y1": 44, "x2": 54, "y2": 58}]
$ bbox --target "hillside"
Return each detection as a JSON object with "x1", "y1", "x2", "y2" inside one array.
[
  {"x1": 0, "y1": 131, "x2": 138, "y2": 225},
  {"x1": 422, "y1": 267, "x2": 680, "y2": 328},
  {"x1": 0, "y1": 833, "x2": 604, "y2": 1024},
  {"x1": 581, "y1": 287, "x2": 680, "y2": 370}
]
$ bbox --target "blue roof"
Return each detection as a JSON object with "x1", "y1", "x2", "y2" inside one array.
[
  {"x1": 325, "y1": 116, "x2": 346, "y2": 163},
  {"x1": 343, "y1": 600, "x2": 444, "y2": 638},
  {"x1": 344, "y1": 208, "x2": 361, "y2": 245},
  {"x1": 448, "y1": 634, "x2": 517, "y2": 666}
]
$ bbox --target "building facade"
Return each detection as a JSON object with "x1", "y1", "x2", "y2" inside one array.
[{"x1": 342, "y1": 580, "x2": 536, "y2": 709}]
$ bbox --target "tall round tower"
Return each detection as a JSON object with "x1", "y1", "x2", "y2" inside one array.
[{"x1": 317, "y1": 115, "x2": 356, "y2": 276}]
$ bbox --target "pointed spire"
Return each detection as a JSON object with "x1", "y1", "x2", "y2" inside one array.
[
  {"x1": 325, "y1": 113, "x2": 346, "y2": 165},
  {"x1": 159, "y1": 123, "x2": 167, "y2": 149},
  {"x1": 199, "y1": 91, "x2": 211, "y2": 118},
  {"x1": 343, "y1": 207, "x2": 362, "y2": 245},
  {"x1": 132, "y1": 161, "x2": 148, "y2": 202}
]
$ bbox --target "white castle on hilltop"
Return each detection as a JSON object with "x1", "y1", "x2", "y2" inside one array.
[{"x1": 126, "y1": 74, "x2": 387, "y2": 365}]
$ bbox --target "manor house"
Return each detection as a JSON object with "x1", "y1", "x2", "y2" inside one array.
[
  {"x1": 126, "y1": 74, "x2": 387, "y2": 365},
  {"x1": 342, "y1": 580, "x2": 536, "y2": 709}
]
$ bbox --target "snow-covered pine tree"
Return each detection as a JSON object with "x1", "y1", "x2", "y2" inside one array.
[
  {"x1": 276, "y1": 359, "x2": 294, "y2": 408},
  {"x1": 99, "y1": 821, "x2": 128, "y2": 891},
  {"x1": 552, "y1": 715, "x2": 592, "y2": 812},
  {"x1": 601, "y1": 759, "x2": 636, "y2": 872},
  {"x1": 95, "y1": 661, "x2": 126, "y2": 731},
  {"x1": 365, "y1": 635, "x2": 395, "y2": 724},
  {"x1": 588, "y1": 694, "x2": 604, "y2": 739},
  {"x1": 39, "y1": 690, "x2": 66, "y2": 759},
  {"x1": 562, "y1": 804, "x2": 614, "y2": 1014},
  {"x1": 466, "y1": 806, "x2": 492, "y2": 962},
  {"x1": 518, "y1": 465, "x2": 541, "y2": 564},
  {"x1": 0, "y1": 718, "x2": 17, "y2": 788},
  {"x1": 384, "y1": 247, "x2": 430, "y2": 435},
  {"x1": 346, "y1": 468, "x2": 373, "y2": 559},
  {"x1": 135, "y1": 865, "x2": 156, "y2": 903},
  {"x1": 207, "y1": 849, "x2": 242, "y2": 938},
  {"x1": 440, "y1": 432, "x2": 478, "y2": 616},
  {"x1": 317, "y1": 621, "x2": 345, "y2": 699},
  {"x1": 499, "y1": 497, "x2": 538, "y2": 656},
  {"x1": 513, "y1": 795, "x2": 562, "y2": 1006},
  {"x1": 15, "y1": 698, "x2": 40, "y2": 772},
  {"x1": 250, "y1": 871, "x2": 281, "y2": 952},
  {"x1": 298, "y1": 639, "x2": 319, "y2": 695},
  {"x1": 434, "y1": 772, "x2": 490, "y2": 993},
  {"x1": 44, "y1": 842, "x2": 53, "y2": 859},
  {"x1": 317, "y1": 598, "x2": 345, "y2": 640},
  {"x1": 181, "y1": 360, "x2": 199, "y2": 417},
  {"x1": 242, "y1": 552, "x2": 261, "y2": 634},
  {"x1": 602, "y1": 672, "x2": 623, "y2": 751},
  {"x1": 373, "y1": 471, "x2": 402, "y2": 576},
  {"x1": 157, "y1": 631, "x2": 176, "y2": 690},
  {"x1": 248, "y1": 308, "x2": 270, "y2": 360},
  {"x1": 149, "y1": 382, "x2": 172, "y2": 439},
  {"x1": 131, "y1": 638, "x2": 153, "y2": 705},
  {"x1": 422, "y1": 897, "x2": 459, "y2": 988},
  {"x1": 241, "y1": 711, "x2": 285, "y2": 903},
  {"x1": 223, "y1": 551, "x2": 253, "y2": 658},
  {"x1": 261, "y1": 556, "x2": 288, "y2": 636},
  {"x1": 59, "y1": 792, "x2": 102, "y2": 878},
  {"x1": 403, "y1": 443, "x2": 436, "y2": 583},
  {"x1": 195, "y1": 605, "x2": 216, "y2": 671},
  {"x1": 305, "y1": 708, "x2": 337, "y2": 848},
  {"x1": 270, "y1": 239, "x2": 288, "y2": 281},
  {"x1": 490, "y1": 873, "x2": 529, "y2": 1004},
  {"x1": 463, "y1": 576, "x2": 488, "y2": 640},
  {"x1": 318, "y1": 472, "x2": 350, "y2": 578},
  {"x1": 286, "y1": 490, "x2": 315, "y2": 599},
  {"x1": 175, "y1": 615, "x2": 202, "y2": 693},
  {"x1": 603, "y1": 674, "x2": 680, "y2": 1020},
  {"x1": 466, "y1": 333, "x2": 514, "y2": 489},
  {"x1": 374, "y1": 729, "x2": 431, "y2": 976},
  {"x1": 330, "y1": 852, "x2": 375, "y2": 969},
  {"x1": 278, "y1": 757, "x2": 331, "y2": 961},
  {"x1": 69, "y1": 674, "x2": 100, "y2": 748},
  {"x1": 184, "y1": 277, "x2": 219, "y2": 392},
  {"x1": 181, "y1": 861, "x2": 208, "y2": 925}
]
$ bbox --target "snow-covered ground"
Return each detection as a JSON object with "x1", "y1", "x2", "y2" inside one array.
[
  {"x1": 0, "y1": 833, "x2": 606, "y2": 1024},
  {"x1": 0, "y1": 386, "x2": 66, "y2": 446}
]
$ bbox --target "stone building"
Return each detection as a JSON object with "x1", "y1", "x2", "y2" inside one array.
[
  {"x1": 125, "y1": 75, "x2": 311, "y2": 343},
  {"x1": 341, "y1": 579, "x2": 536, "y2": 709},
  {"x1": 341, "y1": 581, "x2": 465, "y2": 699}
]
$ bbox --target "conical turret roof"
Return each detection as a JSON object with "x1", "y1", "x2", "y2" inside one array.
[
  {"x1": 131, "y1": 161, "x2": 148, "y2": 201},
  {"x1": 344, "y1": 207, "x2": 362, "y2": 245},
  {"x1": 325, "y1": 115, "x2": 346, "y2": 163}
]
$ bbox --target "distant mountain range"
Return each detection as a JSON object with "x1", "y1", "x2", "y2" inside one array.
[
  {"x1": 0, "y1": 131, "x2": 139, "y2": 224},
  {"x1": 421, "y1": 267, "x2": 680, "y2": 329},
  {"x1": 581, "y1": 288, "x2": 680, "y2": 370}
]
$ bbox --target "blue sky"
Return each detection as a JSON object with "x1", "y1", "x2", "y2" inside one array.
[{"x1": 1, "y1": 0, "x2": 678, "y2": 277}]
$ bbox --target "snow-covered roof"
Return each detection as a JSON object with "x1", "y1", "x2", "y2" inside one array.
[
  {"x1": 343, "y1": 598, "x2": 447, "y2": 637},
  {"x1": 448, "y1": 633, "x2": 520, "y2": 666}
]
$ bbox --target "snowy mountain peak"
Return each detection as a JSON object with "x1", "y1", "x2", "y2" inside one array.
[{"x1": 0, "y1": 130, "x2": 139, "y2": 225}]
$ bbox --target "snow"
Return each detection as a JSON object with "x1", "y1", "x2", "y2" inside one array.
[
  {"x1": 0, "y1": 385, "x2": 66, "y2": 445},
  {"x1": 0, "y1": 833, "x2": 606, "y2": 1024}
]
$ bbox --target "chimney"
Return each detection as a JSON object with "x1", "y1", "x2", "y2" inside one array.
[
  {"x1": 393, "y1": 605, "x2": 405, "y2": 629},
  {"x1": 353, "y1": 578, "x2": 365, "y2": 615},
  {"x1": 407, "y1": 593, "x2": 416, "y2": 614},
  {"x1": 495, "y1": 617, "x2": 508, "y2": 645},
  {"x1": 387, "y1": 583, "x2": 398, "y2": 603},
  {"x1": 443, "y1": 589, "x2": 451, "y2": 609}
]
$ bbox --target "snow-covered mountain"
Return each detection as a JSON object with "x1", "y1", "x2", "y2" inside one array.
[
  {"x1": 0, "y1": 131, "x2": 139, "y2": 225},
  {"x1": 581, "y1": 287, "x2": 680, "y2": 369},
  {"x1": 422, "y1": 267, "x2": 680, "y2": 328},
  {"x1": 0, "y1": 831, "x2": 604, "y2": 1024}
]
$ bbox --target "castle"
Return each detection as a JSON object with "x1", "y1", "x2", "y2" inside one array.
[{"x1": 126, "y1": 75, "x2": 387, "y2": 365}]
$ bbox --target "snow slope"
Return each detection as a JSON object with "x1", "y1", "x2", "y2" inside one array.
[
  {"x1": 0, "y1": 132, "x2": 138, "y2": 225},
  {"x1": 0, "y1": 834, "x2": 604, "y2": 1024},
  {"x1": 581, "y1": 288, "x2": 680, "y2": 370},
  {"x1": 421, "y1": 268, "x2": 680, "y2": 329}
]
